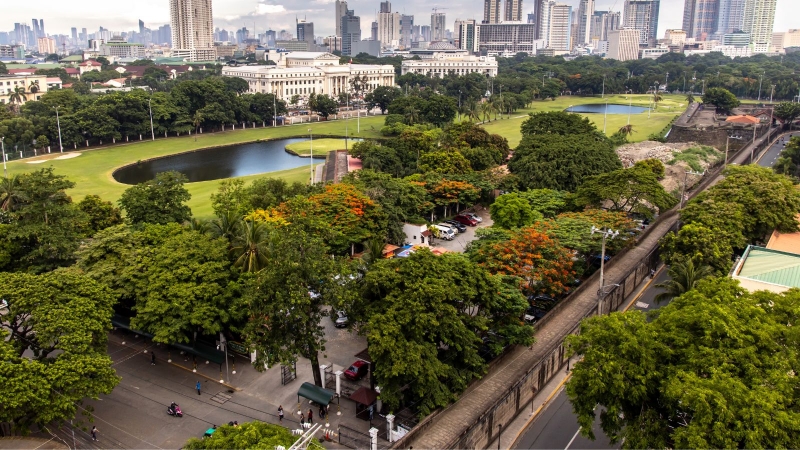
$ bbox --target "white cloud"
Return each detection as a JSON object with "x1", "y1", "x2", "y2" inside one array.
[{"x1": 254, "y1": 3, "x2": 287, "y2": 14}]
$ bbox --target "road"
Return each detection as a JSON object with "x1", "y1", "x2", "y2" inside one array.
[
  {"x1": 513, "y1": 269, "x2": 669, "y2": 450},
  {"x1": 757, "y1": 131, "x2": 795, "y2": 167}
]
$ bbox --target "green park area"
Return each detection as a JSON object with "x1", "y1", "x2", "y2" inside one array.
[
  {"x1": 5, "y1": 94, "x2": 684, "y2": 218},
  {"x1": 482, "y1": 94, "x2": 684, "y2": 147},
  {"x1": 285, "y1": 138, "x2": 350, "y2": 156}
]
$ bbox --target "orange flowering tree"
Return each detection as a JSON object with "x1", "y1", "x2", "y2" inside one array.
[
  {"x1": 471, "y1": 226, "x2": 574, "y2": 297},
  {"x1": 304, "y1": 183, "x2": 387, "y2": 254}
]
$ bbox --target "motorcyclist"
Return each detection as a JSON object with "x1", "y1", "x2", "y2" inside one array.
[{"x1": 169, "y1": 402, "x2": 178, "y2": 414}]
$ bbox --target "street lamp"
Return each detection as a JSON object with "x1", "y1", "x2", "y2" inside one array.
[
  {"x1": 627, "y1": 95, "x2": 632, "y2": 125},
  {"x1": 758, "y1": 71, "x2": 765, "y2": 102},
  {"x1": 308, "y1": 128, "x2": 314, "y2": 184},
  {"x1": 147, "y1": 98, "x2": 155, "y2": 141},
  {"x1": 53, "y1": 106, "x2": 63, "y2": 152},
  {"x1": 0, "y1": 137, "x2": 6, "y2": 178},
  {"x1": 591, "y1": 226, "x2": 618, "y2": 316}
]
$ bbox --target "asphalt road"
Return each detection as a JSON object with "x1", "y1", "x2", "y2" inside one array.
[
  {"x1": 757, "y1": 131, "x2": 795, "y2": 168},
  {"x1": 513, "y1": 269, "x2": 670, "y2": 450}
]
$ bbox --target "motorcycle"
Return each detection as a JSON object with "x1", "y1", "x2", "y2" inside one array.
[{"x1": 167, "y1": 402, "x2": 183, "y2": 418}]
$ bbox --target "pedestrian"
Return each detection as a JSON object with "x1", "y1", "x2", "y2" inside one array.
[
  {"x1": 233, "y1": 421, "x2": 239, "y2": 427},
  {"x1": 300, "y1": 415, "x2": 305, "y2": 426},
  {"x1": 368, "y1": 404, "x2": 374, "y2": 421},
  {"x1": 151, "y1": 352, "x2": 156, "y2": 365},
  {"x1": 278, "y1": 405, "x2": 284, "y2": 423},
  {"x1": 319, "y1": 405, "x2": 325, "y2": 420},
  {"x1": 91, "y1": 426, "x2": 98, "y2": 441},
  {"x1": 196, "y1": 380, "x2": 202, "y2": 395},
  {"x1": 308, "y1": 409, "x2": 313, "y2": 424}
]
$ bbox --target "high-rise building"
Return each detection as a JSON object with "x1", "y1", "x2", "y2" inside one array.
[
  {"x1": 335, "y1": 0, "x2": 348, "y2": 37},
  {"x1": 527, "y1": 13, "x2": 536, "y2": 23},
  {"x1": 37, "y1": 37, "x2": 56, "y2": 54},
  {"x1": 715, "y1": 0, "x2": 745, "y2": 37},
  {"x1": 297, "y1": 19, "x2": 314, "y2": 47},
  {"x1": 682, "y1": 0, "x2": 718, "y2": 40},
  {"x1": 590, "y1": 11, "x2": 619, "y2": 41},
  {"x1": 431, "y1": 12, "x2": 446, "y2": 42},
  {"x1": 371, "y1": 21, "x2": 378, "y2": 40},
  {"x1": 664, "y1": 29, "x2": 687, "y2": 46},
  {"x1": 266, "y1": 30, "x2": 276, "y2": 46},
  {"x1": 421, "y1": 25, "x2": 432, "y2": 41},
  {"x1": 741, "y1": 0, "x2": 776, "y2": 53},
  {"x1": 608, "y1": 28, "x2": 640, "y2": 60},
  {"x1": 477, "y1": 23, "x2": 538, "y2": 54},
  {"x1": 572, "y1": 0, "x2": 594, "y2": 48},
  {"x1": 341, "y1": 9, "x2": 361, "y2": 55},
  {"x1": 170, "y1": 0, "x2": 215, "y2": 61},
  {"x1": 400, "y1": 15, "x2": 414, "y2": 48},
  {"x1": 71, "y1": 27, "x2": 78, "y2": 43},
  {"x1": 484, "y1": 0, "x2": 502, "y2": 24},
  {"x1": 541, "y1": 2, "x2": 571, "y2": 52},
  {"x1": 624, "y1": 0, "x2": 660, "y2": 46},
  {"x1": 505, "y1": 0, "x2": 523, "y2": 22},
  {"x1": 380, "y1": 1, "x2": 391, "y2": 13},
  {"x1": 378, "y1": 11, "x2": 401, "y2": 47},
  {"x1": 455, "y1": 19, "x2": 478, "y2": 52},
  {"x1": 771, "y1": 29, "x2": 800, "y2": 52},
  {"x1": 722, "y1": 30, "x2": 750, "y2": 46}
]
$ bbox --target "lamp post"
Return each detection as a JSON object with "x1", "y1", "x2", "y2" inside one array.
[
  {"x1": 627, "y1": 96, "x2": 632, "y2": 125},
  {"x1": 758, "y1": 72, "x2": 764, "y2": 102},
  {"x1": 53, "y1": 106, "x2": 63, "y2": 152},
  {"x1": 308, "y1": 128, "x2": 313, "y2": 184},
  {"x1": 601, "y1": 74, "x2": 606, "y2": 99},
  {"x1": 147, "y1": 98, "x2": 155, "y2": 141},
  {"x1": 0, "y1": 137, "x2": 6, "y2": 178},
  {"x1": 603, "y1": 100, "x2": 609, "y2": 134},
  {"x1": 345, "y1": 92, "x2": 349, "y2": 151},
  {"x1": 273, "y1": 92, "x2": 277, "y2": 127},
  {"x1": 591, "y1": 226, "x2": 618, "y2": 316}
]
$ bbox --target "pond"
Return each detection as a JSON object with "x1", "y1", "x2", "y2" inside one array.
[
  {"x1": 565, "y1": 104, "x2": 650, "y2": 114},
  {"x1": 113, "y1": 138, "x2": 327, "y2": 185}
]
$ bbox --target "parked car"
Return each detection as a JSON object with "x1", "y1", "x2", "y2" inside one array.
[
  {"x1": 438, "y1": 223, "x2": 460, "y2": 235},
  {"x1": 453, "y1": 215, "x2": 478, "y2": 226},
  {"x1": 463, "y1": 212, "x2": 483, "y2": 223},
  {"x1": 528, "y1": 295, "x2": 557, "y2": 309},
  {"x1": 432, "y1": 224, "x2": 456, "y2": 240},
  {"x1": 444, "y1": 220, "x2": 467, "y2": 233},
  {"x1": 332, "y1": 310, "x2": 348, "y2": 328},
  {"x1": 524, "y1": 306, "x2": 548, "y2": 324},
  {"x1": 344, "y1": 360, "x2": 369, "y2": 381}
]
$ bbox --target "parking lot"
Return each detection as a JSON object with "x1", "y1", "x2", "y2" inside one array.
[{"x1": 430, "y1": 207, "x2": 493, "y2": 253}]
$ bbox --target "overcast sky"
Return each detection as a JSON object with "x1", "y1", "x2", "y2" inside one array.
[{"x1": 2, "y1": 0, "x2": 796, "y2": 41}]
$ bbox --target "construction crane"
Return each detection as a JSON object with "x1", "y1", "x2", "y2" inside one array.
[{"x1": 431, "y1": 6, "x2": 448, "y2": 14}]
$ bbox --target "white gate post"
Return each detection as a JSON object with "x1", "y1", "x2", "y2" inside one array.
[
  {"x1": 369, "y1": 427, "x2": 378, "y2": 450},
  {"x1": 335, "y1": 370, "x2": 342, "y2": 396},
  {"x1": 386, "y1": 414, "x2": 395, "y2": 443},
  {"x1": 320, "y1": 364, "x2": 328, "y2": 389}
]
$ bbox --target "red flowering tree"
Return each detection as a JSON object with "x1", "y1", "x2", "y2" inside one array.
[{"x1": 305, "y1": 183, "x2": 387, "y2": 254}]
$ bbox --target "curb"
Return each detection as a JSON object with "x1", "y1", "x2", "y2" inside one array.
[
  {"x1": 621, "y1": 265, "x2": 664, "y2": 312},
  {"x1": 508, "y1": 370, "x2": 573, "y2": 449}
]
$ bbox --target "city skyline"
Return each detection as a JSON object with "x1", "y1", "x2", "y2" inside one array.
[{"x1": 1, "y1": 0, "x2": 795, "y2": 41}]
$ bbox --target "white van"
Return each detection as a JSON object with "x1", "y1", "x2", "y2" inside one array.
[{"x1": 433, "y1": 224, "x2": 456, "y2": 241}]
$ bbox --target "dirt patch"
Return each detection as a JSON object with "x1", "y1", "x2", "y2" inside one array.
[{"x1": 616, "y1": 140, "x2": 722, "y2": 194}]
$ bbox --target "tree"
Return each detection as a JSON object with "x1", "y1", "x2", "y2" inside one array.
[
  {"x1": 0, "y1": 272, "x2": 120, "y2": 434},
  {"x1": 653, "y1": 257, "x2": 714, "y2": 304},
  {"x1": 364, "y1": 86, "x2": 401, "y2": 113},
  {"x1": 310, "y1": 94, "x2": 338, "y2": 118},
  {"x1": 520, "y1": 111, "x2": 599, "y2": 137},
  {"x1": 8, "y1": 86, "x2": 27, "y2": 108},
  {"x1": 773, "y1": 101, "x2": 800, "y2": 128},
  {"x1": 685, "y1": 93, "x2": 695, "y2": 104},
  {"x1": 418, "y1": 150, "x2": 472, "y2": 174},
  {"x1": 78, "y1": 194, "x2": 123, "y2": 233},
  {"x1": 566, "y1": 278, "x2": 800, "y2": 449},
  {"x1": 231, "y1": 219, "x2": 269, "y2": 272},
  {"x1": 509, "y1": 134, "x2": 622, "y2": 191},
  {"x1": 775, "y1": 136, "x2": 800, "y2": 178},
  {"x1": 701, "y1": 87, "x2": 740, "y2": 112},
  {"x1": 118, "y1": 171, "x2": 192, "y2": 225},
  {"x1": 490, "y1": 193, "x2": 542, "y2": 229},
  {"x1": 0, "y1": 175, "x2": 24, "y2": 211},
  {"x1": 518, "y1": 189, "x2": 572, "y2": 218},
  {"x1": 471, "y1": 226, "x2": 575, "y2": 296},
  {"x1": 210, "y1": 179, "x2": 250, "y2": 217},
  {"x1": 184, "y1": 422, "x2": 315, "y2": 450},
  {"x1": 356, "y1": 250, "x2": 532, "y2": 415},
  {"x1": 660, "y1": 223, "x2": 735, "y2": 274},
  {"x1": 574, "y1": 166, "x2": 678, "y2": 218}
]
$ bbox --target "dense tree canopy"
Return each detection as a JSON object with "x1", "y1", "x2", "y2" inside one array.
[
  {"x1": 520, "y1": 111, "x2": 599, "y2": 137},
  {"x1": 567, "y1": 278, "x2": 800, "y2": 449},
  {"x1": 118, "y1": 171, "x2": 192, "y2": 225},
  {"x1": 490, "y1": 193, "x2": 542, "y2": 229},
  {"x1": 574, "y1": 165, "x2": 678, "y2": 217},
  {"x1": 701, "y1": 87, "x2": 741, "y2": 112},
  {"x1": 184, "y1": 422, "x2": 317, "y2": 450}
]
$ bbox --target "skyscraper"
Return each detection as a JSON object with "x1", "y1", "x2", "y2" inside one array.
[
  {"x1": 548, "y1": 2, "x2": 572, "y2": 51},
  {"x1": 169, "y1": 0, "x2": 215, "y2": 61},
  {"x1": 484, "y1": 0, "x2": 502, "y2": 24},
  {"x1": 400, "y1": 15, "x2": 414, "y2": 48},
  {"x1": 527, "y1": 13, "x2": 536, "y2": 23},
  {"x1": 505, "y1": 0, "x2": 523, "y2": 22},
  {"x1": 431, "y1": 12, "x2": 446, "y2": 42},
  {"x1": 590, "y1": 11, "x2": 620, "y2": 41},
  {"x1": 455, "y1": 19, "x2": 477, "y2": 52},
  {"x1": 742, "y1": 0, "x2": 776, "y2": 52},
  {"x1": 71, "y1": 27, "x2": 78, "y2": 42},
  {"x1": 682, "y1": 0, "x2": 718, "y2": 40},
  {"x1": 335, "y1": 0, "x2": 348, "y2": 37},
  {"x1": 297, "y1": 19, "x2": 314, "y2": 47},
  {"x1": 380, "y1": 1, "x2": 391, "y2": 13},
  {"x1": 624, "y1": 0, "x2": 660, "y2": 46},
  {"x1": 341, "y1": 9, "x2": 361, "y2": 55},
  {"x1": 379, "y1": 11, "x2": 401, "y2": 47},
  {"x1": 715, "y1": 0, "x2": 746, "y2": 37},
  {"x1": 572, "y1": 0, "x2": 594, "y2": 47}
]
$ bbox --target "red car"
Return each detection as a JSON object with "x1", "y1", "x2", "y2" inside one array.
[
  {"x1": 453, "y1": 215, "x2": 478, "y2": 226},
  {"x1": 344, "y1": 361, "x2": 369, "y2": 381}
]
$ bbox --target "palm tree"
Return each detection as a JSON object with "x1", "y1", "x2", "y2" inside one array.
[
  {"x1": 231, "y1": 219, "x2": 269, "y2": 273},
  {"x1": 192, "y1": 110, "x2": 204, "y2": 133},
  {"x1": 28, "y1": 80, "x2": 40, "y2": 94},
  {"x1": 652, "y1": 91, "x2": 663, "y2": 110},
  {"x1": 618, "y1": 124, "x2": 636, "y2": 138},
  {"x1": 654, "y1": 258, "x2": 715, "y2": 304},
  {"x1": 209, "y1": 210, "x2": 242, "y2": 242},
  {"x1": 403, "y1": 105, "x2": 420, "y2": 125},
  {"x1": 0, "y1": 175, "x2": 25, "y2": 212},
  {"x1": 480, "y1": 101, "x2": 494, "y2": 123},
  {"x1": 362, "y1": 236, "x2": 387, "y2": 266},
  {"x1": 466, "y1": 102, "x2": 480, "y2": 122},
  {"x1": 8, "y1": 86, "x2": 27, "y2": 108},
  {"x1": 184, "y1": 217, "x2": 211, "y2": 234},
  {"x1": 685, "y1": 93, "x2": 695, "y2": 104}
]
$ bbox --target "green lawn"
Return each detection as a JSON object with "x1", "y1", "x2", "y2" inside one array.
[
  {"x1": 6, "y1": 116, "x2": 385, "y2": 218},
  {"x1": 285, "y1": 138, "x2": 350, "y2": 156},
  {"x1": 481, "y1": 94, "x2": 684, "y2": 147}
]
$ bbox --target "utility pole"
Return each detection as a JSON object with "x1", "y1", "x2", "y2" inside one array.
[
  {"x1": 591, "y1": 226, "x2": 618, "y2": 316},
  {"x1": 665, "y1": 72, "x2": 669, "y2": 92},
  {"x1": 601, "y1": 74, "x2": 605, "y2": 99},
  {"x1": 53, "y1": 105, "x2": 63, "y2": 152},
  {"x1": 0, "y1": 137, "x2": 6, "y2": 178},
  {"x1": 758, "y1": 72, "x2": 764, "y2": 102},
  {"x1": 308, "y1": 129, "x2": 313, "y2": 184},
  {"x1": 603, "y1": 100, "x2": 609, "y2": 134},
  {"x1": 148, "y1": 98, "x2": 155, "y2": 140}
]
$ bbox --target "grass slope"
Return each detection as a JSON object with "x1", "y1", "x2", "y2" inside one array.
[
  {"x1": 6, "y1": 116, "x2": 385, "y2": 218},
  {"x1": 285, "y1": 138, "x2": 350, "y2": 156},
  {"x1": 481, "y1": 94, "x2": 684, "y2": 147}
]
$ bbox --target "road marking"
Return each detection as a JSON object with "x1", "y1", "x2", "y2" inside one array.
[
  {"x1": 565, "y1": 429, "x2": 581, "y2": 450},
  {"x1": 635, "y1": 301, "x2": 650, "y2": 309}
]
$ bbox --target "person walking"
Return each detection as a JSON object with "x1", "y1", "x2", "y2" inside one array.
[
  {"x1": 91, "y1": 426, "x2": 98, "y2": 441},
  {"x1": 307, "y1": 409, "x2": 313, "y2": 425},
  {"x1": 278, "y1": 405, "x2": 284, "y2": 423},
  {"x1": 151, "y1": 352, "x2": 156, "y2": 365},
  {"x1": 196, "y1": 381, "x2": 202, "y2": 395}
]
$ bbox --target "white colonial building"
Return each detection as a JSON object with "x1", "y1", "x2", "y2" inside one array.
[
  {"x1": 400, "y1": 42, "x2": 498, "y2": 78},
  {"x1": 221, "y1": 52, "x2": 395, "y2": 102}
]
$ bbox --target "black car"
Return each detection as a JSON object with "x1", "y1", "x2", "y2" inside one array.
[
  {"x1": 524, "y1": 306, "x2": 548, "y2": 324},
  {"x1": 528, "y1": 294, "x2": 557, "y2": 309},
  {"x1": 444, "y1": 220, "x2": 467, "y2": 233}
]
